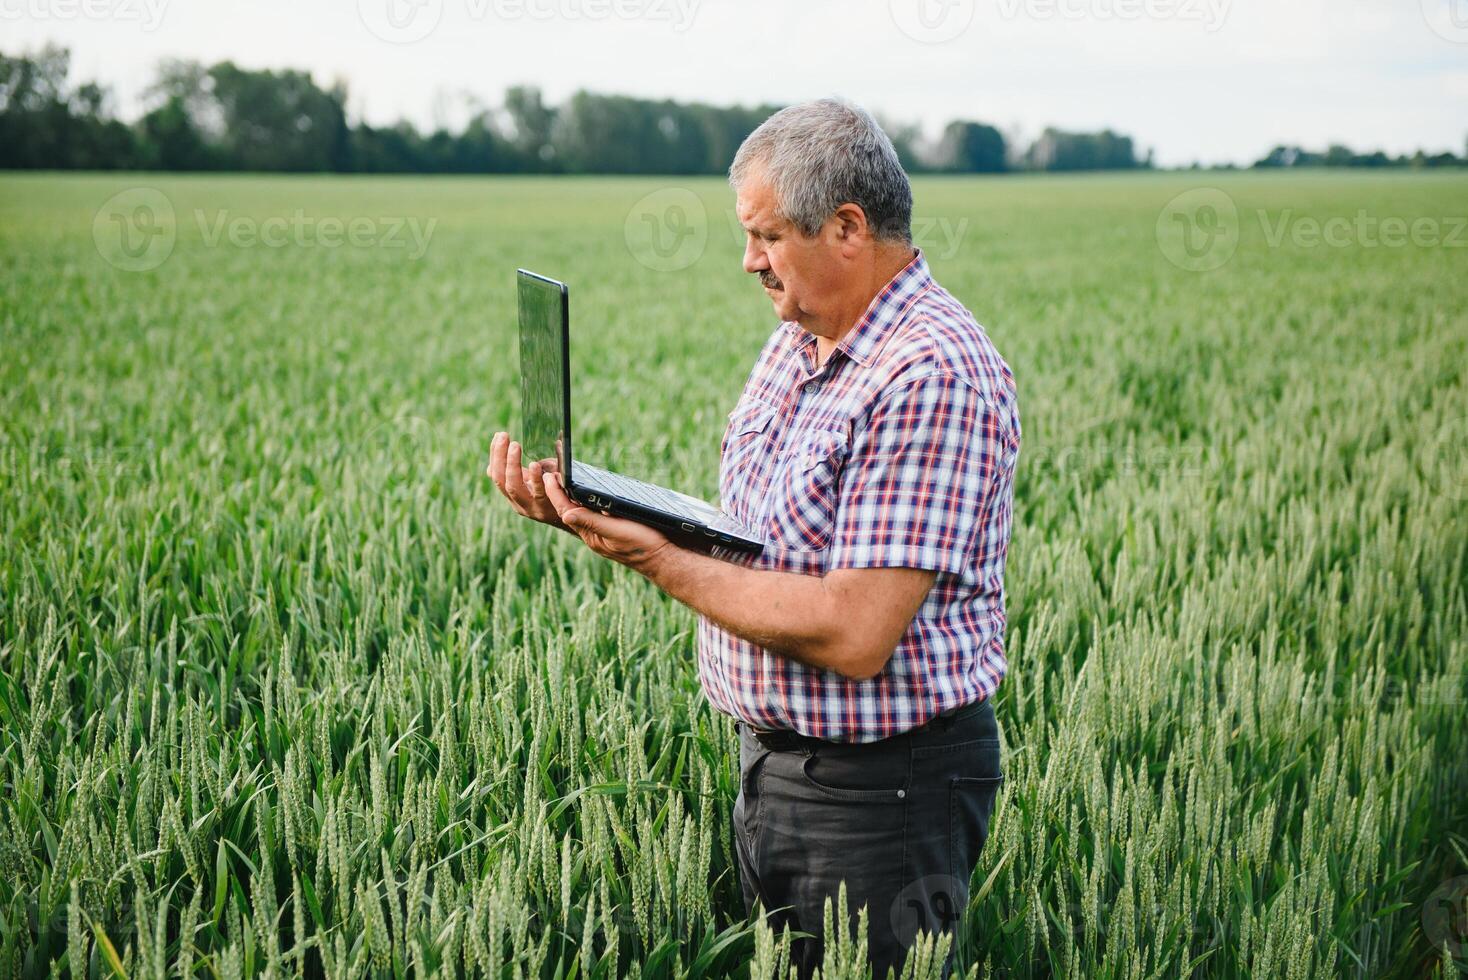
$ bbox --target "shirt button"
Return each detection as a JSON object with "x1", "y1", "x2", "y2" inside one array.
[{"x1": 804, "y1": 381, "x2": 820, "y2": 394}]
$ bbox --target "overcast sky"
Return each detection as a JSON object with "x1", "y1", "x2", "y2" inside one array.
[{"x1": 6, "y1": 0, "x2": 1467, "y2": 166}]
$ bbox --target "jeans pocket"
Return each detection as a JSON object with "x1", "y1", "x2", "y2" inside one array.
[
  {"x1": 949, "y1": 774, "x2": 1003, "y2": 888},
  {"x1": 799, "y1": 746, "x2": 910, "y2": 803}
]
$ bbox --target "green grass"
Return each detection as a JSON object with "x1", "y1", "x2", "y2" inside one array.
[{"x1": 0, "y1": 170, "x2": 1465, "y2": 978}]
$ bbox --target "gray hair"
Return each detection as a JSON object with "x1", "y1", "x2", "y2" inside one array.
[{"x1": 729, "y1": 98, "x2": 913, "y2": 245}]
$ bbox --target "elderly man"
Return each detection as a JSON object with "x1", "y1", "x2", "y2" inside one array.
[{"x1": 488, "y1": 98, "x2": 1019, "y2": 976}]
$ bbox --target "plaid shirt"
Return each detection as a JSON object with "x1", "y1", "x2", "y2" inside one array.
[{"x1": 697, "y1": 250, "x2": 1020, "y2": 743}]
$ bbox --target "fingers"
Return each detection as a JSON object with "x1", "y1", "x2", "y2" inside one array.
[
  {"x1": 487, "y1": 432, "x2": 525, "y2": 514},
  {"x1": 503, "y1": 439, "x2": 531, "y2": 503},
  {"x1": 488, "y1": 433, "x2": 536, "y2": 517},
  {"x1": 488, "y1": 434, "x2": 578, "y2": 533},
  {"x1": 539, "y1": 472, "x2": 673, "y2": 567},
  {"x1": 526, "y1": 459, "x2": 545, "y2": 500},
  {"x1": 487, "y1": 431, "x2": 507, "y2": 486},
  {"x1": 540, "y1": 470, "x2": 587, "y2": 527},
  {"x1": 565, "y1": 507, "x2": 619, "y2": 538}
]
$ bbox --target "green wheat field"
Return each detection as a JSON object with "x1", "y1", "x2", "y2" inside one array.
[{"x1": 1, "y1": 171, "x2": 1466, "y2": 978}]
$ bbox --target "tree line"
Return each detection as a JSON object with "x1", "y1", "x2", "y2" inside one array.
[
  {"x1": 2, "y1": 45, "x2": 1460, "y2": 175},
  {"x1": 1251, "y1": 144, "x2": 1465, "y2": 170},
  {"x1": 0, "y1": 45, "x2": 1144, "y2": 175}
]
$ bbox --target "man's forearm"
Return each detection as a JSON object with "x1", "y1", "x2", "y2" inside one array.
[
  {"x1": 636, "y1": 544, "x2": 865, "y2": 678},
  {"x1": 527, "y1": 469, "x2": 929, "y2": 680}
]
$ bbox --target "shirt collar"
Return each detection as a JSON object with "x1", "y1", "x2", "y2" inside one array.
[{"x1": 782, "y1": 247, "x2": 931, "y2": 370}]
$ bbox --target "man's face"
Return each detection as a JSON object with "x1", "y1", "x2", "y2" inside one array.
[{"x1": 735, "y1": 169, "x2": 849, "y2": 336}]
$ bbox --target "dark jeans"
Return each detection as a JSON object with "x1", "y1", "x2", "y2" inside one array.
[{"x1": 733, "y1": 699, "x2": 1003, "y2": 979}]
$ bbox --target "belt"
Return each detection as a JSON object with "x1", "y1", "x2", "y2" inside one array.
[{"x1": 745, "y1": 700, "x2": 986, "y2": 752}]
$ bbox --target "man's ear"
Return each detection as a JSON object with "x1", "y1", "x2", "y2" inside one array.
[{"x1": 832, "y1": 202, "x2": 871, "y2": 253}]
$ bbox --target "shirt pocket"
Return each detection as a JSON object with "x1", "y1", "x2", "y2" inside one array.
[
  {"x1": 767, "y1": 425, "x2": 850, "y2": 553},
  {"x1": 720, "y1": 399, "x2": 777, "y2": 516}
]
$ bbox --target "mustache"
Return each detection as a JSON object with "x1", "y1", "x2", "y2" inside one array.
[{"x1": 758, "y1": 270, "x2": 783, "y2": 290}]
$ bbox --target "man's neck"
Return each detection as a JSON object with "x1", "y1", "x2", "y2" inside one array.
[{"x1": 814, "y1": 245, "x2": 917, "y2": 365}]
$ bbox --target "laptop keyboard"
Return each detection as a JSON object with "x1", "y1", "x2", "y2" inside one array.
[{"x1": 575, "y1": 462, "x2": 748, "y2": 534}]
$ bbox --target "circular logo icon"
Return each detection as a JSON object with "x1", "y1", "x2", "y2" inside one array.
[
  {"x1": 623, "y1": 187, "x2": 708, "y2": 272},
  {"x1": 1421, "y1": 0, "x2": 1468, "y2": 43},
  {"x1": 889, "y1": 874, "x2": 968, "y2": 947},
  {"x1": 93, "y1": 187, "x2": 176, "y2": 272},
  {"x1": 889, "y1": 0, "x2": 975, "y2": 43},
  {"x1": 1155, "y1": 187, "x2": 1239, "y2": 272},
  {"x1": 1423, "y1": 875, "x2": 1468, "y2": 957},
  {"x1": 357, "y1": 0, "x2": 443, "y2": 44}
]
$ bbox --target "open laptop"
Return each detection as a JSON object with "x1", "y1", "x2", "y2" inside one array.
[{"x1": 516, "y1": 269, "x2": 765, "y2": 557}]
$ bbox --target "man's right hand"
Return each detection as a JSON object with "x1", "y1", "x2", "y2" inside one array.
[{"x1": 486, "y1": 431, "x2": 572, "y2": 533}]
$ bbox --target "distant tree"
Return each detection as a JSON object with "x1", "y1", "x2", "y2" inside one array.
[
  {"x1": 1025, "y1": 127, "x2": 1138, "y2": 171},
  {"x1": 145, "y1": 60, "x2": 222, "y2": 137},
  {"x1": 452, "y1": 112, "x2": 510, "y2": 172},
  {"x1": 553, "y1": 91, "x2": 713, "y2": 174},
  {"x1": 1253, "y1": 145, "x2": 1322, "y2": 168},
  {"x1": 874, "y1": 113, "x2": 926, "y2": 173},
  {"x1": 503, "y1": 85, "x2": 557, "y2": 170},
  {"x1": 696, "y1": 102, "x2": 779, "y2": 174},
  {"x1": 349, "y1": 121, "x2": 429, "y2": 173},
  {"x1": 935, "y1": 120, "x2": 1007, "y2": 173},
  {"x1": 1253, "y1": 145, "x2": 1289, "y2": 167},
  {"x1": 137, "y1": 96, "x2": 218, "y2": 170},
  {"x1": 1412, "y1": 150, "x2": 1462, "y2": 168},
  {"x1": 206, "y1": 62, "x2": 349, "y2": 171},
  {"x1": 1253, "y1": 142, "x2": 1459, "y2": 169},
  {"x1": 1350, "y1": 150, "x2": 1391, "y2": 167},
  {"x1": 650, "y1": 100, "x2": 711, "y2": 174},
  {"x1": 1096, "y1": 130, "x2": 1138, "y2": 169},
  {"x1": 0, "y1": 45, "x2": 140, "y2": 169}
]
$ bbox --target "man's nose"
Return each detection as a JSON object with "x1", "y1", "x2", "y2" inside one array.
[{"x1": 742, "y1": 238, "x2": 768, "y2": 275}]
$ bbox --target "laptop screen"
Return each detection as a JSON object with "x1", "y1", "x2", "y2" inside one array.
[{"x1": 516, "y1": 270, "x2": 571, "y2": 483}]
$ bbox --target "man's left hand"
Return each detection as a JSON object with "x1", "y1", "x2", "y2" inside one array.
[{"x1": 541, "y1": 471, "x2": 675, "y2": 572}]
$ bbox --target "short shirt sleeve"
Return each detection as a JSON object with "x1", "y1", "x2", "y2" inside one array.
[{"x1": 826, "y1": 371, "x2": 1010, "y2": 577}]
